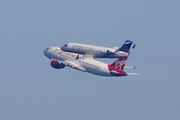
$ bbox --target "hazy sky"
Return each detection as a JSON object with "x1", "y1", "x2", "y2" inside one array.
[{"x1": 1, "y1": 0, "x2": 180, "y2": 120}]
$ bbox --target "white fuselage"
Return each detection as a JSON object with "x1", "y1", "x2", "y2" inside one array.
[
  {"x1": 61, "y1": 42, "x2": 128, "y2": 58},
  {"x1": 43, "y1": 47, "x2": 112, "y2": 76}
]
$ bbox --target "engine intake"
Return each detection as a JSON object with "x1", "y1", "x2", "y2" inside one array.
[{"x1": 50, "y1": 60, "x2": 65, "y2": 69}]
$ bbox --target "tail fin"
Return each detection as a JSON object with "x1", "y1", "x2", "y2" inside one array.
[
  {"x1": 110, "y1": 55, "x2": 129, "y2": 70},
  {"x1": 108, "y1": 55, "x2": 129, "y2": 76},
  {"x1": 110, "y1": 40, "x2": 133, "y2": 70},
  {"x1": 119, "y1": 40, "x2": 133, "y2": 52}
]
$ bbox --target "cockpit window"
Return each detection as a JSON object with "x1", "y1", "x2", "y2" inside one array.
[
  {"x1": 46, "y1": 48, "x2": 49, "y2": 50},
  {"x1": 64, "y1": 44, "x2": 67, "y2": 47}
]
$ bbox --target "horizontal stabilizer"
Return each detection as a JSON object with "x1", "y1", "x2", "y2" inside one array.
[
  {"x1": 124, "y1": 66, "x2": 136, "y2": 69},
  {"x1": 127, "y1": 73, "x2": 140, "y2": 75},
  {"x1": 132, "y1": 44, "x2": 136, "y2": 49}
]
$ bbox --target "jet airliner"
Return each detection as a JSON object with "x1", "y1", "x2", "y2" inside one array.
[
  {"x1": 43, "y1": 42, "x2": 139, "y2": 77},
  {"x1": 61, "y1": 40, "x2": 134, "y2": 58}
]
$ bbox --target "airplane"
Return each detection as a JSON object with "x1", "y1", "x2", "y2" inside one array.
[
  {"x1": 61, "y1": 40, "x2": 134, "y2": 58},
  {"x1": 43, "y1": 43, "x2": 139, "y2": 77}
]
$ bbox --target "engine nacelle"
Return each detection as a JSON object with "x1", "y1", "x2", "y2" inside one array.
[
  {"x1": 50, "y1": 60, "x2": 65, "y2": 69},
  {"x1": 106, "y1": 50, "x2": 114, "y2": 55}
]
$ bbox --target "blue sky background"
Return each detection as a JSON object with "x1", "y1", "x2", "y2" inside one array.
[{"x1": 1, "y1": 0, "x2": 180, "y2": 120}]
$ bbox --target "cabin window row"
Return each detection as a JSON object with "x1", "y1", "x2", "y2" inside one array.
[{"x1": 75, "y1": 47, "x2": 101, "y2": 52}]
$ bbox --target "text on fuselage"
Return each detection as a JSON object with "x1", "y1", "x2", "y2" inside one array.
[{"x1": 54, "y1": 49, "x2": 77, "y2": 59}]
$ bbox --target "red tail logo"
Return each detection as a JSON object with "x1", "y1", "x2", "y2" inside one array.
[
  {"x1": 111, "y1": 57, "x2": 128, "y2": 70},
  {"x1": 108, "y1": 56, "x2": 128, "y2": 76}
]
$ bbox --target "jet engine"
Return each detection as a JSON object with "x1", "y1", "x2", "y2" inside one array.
[
  {"x1": 106, "y1": 50, "x2": 114, "y2": 55},
  {"x1": 50, "y1": 60, "x2": 65, "y2": 69}
]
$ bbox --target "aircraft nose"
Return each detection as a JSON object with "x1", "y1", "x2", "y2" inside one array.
[
  {"x1": 43, "y1": 48, "x2": 49, "y2": 57},
  {"x1": 43, "y1": 50, "x2": 47, "y2": 56},
  {"x1": 61, "y1": 44, "x2": 67, "y2": 51}
]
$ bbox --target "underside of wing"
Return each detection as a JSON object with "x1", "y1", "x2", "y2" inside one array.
[{"x1": 64, "y1": 60, "x2": 86, "y2": 72}]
